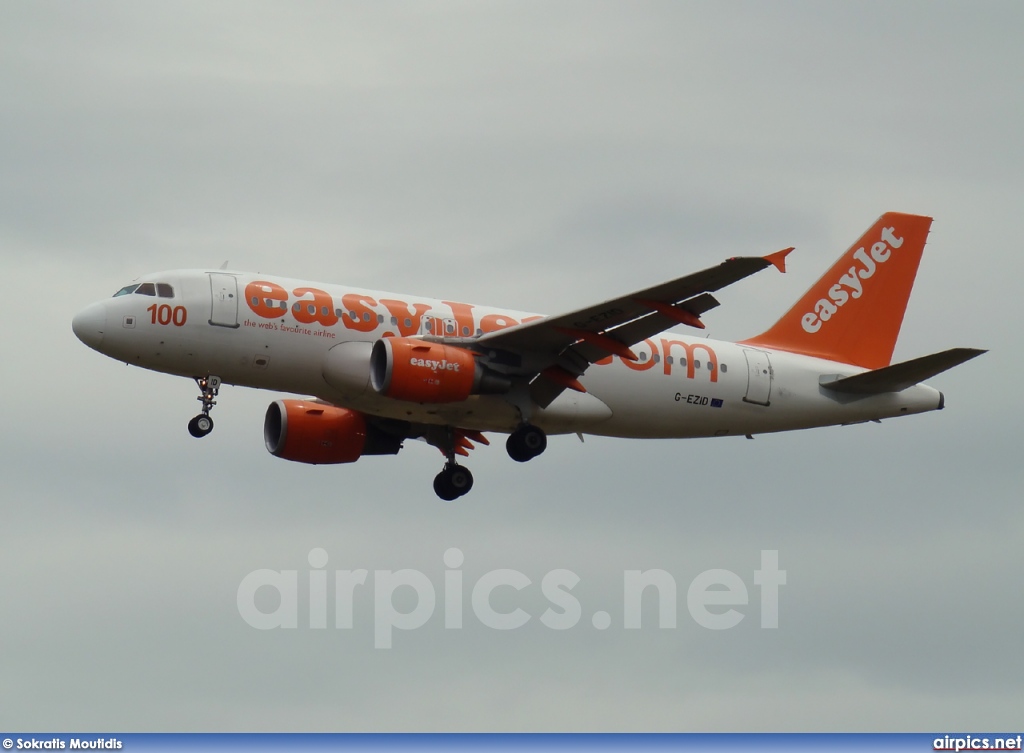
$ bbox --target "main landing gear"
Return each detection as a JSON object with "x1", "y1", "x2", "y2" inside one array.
[
  {"x1": 432, "y1": 423, "x2": 545, "y2": 499},
  {"x1": 187, "y1": 375, "x2": 221, "y2": 438},
  {"x1": 506, "y1": 423, "x2": 547, "y2": 463},
  {"x1": 433, "y1": 427, "x2": 475, "y2": 501},
  {"x1": 433, "y1": 463, "x2": 474, "y2": 502}
]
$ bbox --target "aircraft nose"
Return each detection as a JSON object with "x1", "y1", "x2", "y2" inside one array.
[{"x1": 72, "y1": 303, "x2": 107, "y2": 350}]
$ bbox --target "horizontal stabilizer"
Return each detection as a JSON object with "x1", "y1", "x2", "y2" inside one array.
[{"x1": 820, "y1": 348, "x2": 986, "y2": 395}]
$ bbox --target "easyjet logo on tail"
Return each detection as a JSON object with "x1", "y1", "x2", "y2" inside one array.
[
  {"x1": 740, "y1": 212, "x2": 931, "y2": 370},
  {"x1": 801, "y1": 226, "x2": 904, "y2": 334}
]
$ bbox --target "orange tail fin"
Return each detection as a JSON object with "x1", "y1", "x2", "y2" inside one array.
[{"x1": 741, "y1": 212, "x2": 933, "y2": 369}]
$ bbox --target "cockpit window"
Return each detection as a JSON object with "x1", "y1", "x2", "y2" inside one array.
[{"x1": 112, "y1": 282, "x2": 173, "y2": 298}]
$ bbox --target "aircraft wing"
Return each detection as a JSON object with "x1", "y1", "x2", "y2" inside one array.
[{"x1": 440, "y1": 247, "x2": 793, "y2": 407}]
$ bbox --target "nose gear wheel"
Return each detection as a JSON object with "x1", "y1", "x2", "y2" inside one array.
[{"x1": 188, "y1": 375, "x2": 221, "y2": 438}]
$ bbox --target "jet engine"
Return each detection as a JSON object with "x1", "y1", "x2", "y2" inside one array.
[
  {"x1": 264, "y1": 400, "x2": 402, "y2": 464},
  {"x1": 370, "y1": 337, "x2": 511, "y2": 403}
]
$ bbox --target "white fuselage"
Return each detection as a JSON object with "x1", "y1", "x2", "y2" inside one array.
[{"x1": 72, "y1": 269, "x2": 944, "y2": 439}]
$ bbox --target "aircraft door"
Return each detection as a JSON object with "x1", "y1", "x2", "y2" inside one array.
[
  {"x1": 742, "y1": 349, "x2": 772, "y2": 406},
  {"x1": 208, "y1": 273, "x2": 240, "y2": 328}
]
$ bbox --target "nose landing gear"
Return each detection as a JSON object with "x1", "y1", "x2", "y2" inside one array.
[{"x1": 187, "y1": 375, "x2": 221, "y2": 438}]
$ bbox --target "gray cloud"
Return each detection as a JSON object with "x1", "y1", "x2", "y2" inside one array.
[{"x1": 1, "y1": 0, "x2": 1021, "y2": 733}]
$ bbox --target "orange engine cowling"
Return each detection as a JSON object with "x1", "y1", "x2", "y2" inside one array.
[
  {"x1": 370, "y1": 337, "x2": 511, "y2": 403},
  {"x1": 264, "y1": 400, "x2": 402, "y2": 465}
]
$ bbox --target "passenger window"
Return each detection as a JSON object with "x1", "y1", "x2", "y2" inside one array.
[
  {"x1": 721, "y1": 364, "x2": 728, "y2": 374},
  {"x1": 156, "y1": 283, "x2": 174, "y2": 298},
  {"x1": 113, "y1": 284, "x2": 139, "y2": 297},
  {"x1": 694, "y1": 359, "x2": 701, "y2": 369},
  {"x1": 135, "y1": 283, "x2": 156, "y2": 296}
]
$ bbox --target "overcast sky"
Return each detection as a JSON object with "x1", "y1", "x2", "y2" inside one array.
[{"x1": 1, "y1": 1, "x2": 1022, "y2": 732}]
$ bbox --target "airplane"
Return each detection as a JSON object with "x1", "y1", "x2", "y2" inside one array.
[{"x1": 72, "y1": 212, "x2": 984, "y2": 500}]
